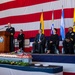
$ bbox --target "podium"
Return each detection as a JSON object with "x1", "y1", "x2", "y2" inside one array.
[{"x1": 0, "y1": 31, "x2": 10, "y2": 53}]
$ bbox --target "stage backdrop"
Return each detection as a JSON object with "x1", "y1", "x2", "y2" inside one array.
[{"x1": 0, "y1": 0, "x2": 75, "y2": 52}]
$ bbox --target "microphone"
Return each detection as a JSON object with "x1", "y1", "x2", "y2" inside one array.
[{"x1": 5, "y1": 26, "x2": 8, "y2": 27}]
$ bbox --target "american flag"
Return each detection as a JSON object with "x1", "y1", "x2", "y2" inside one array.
[
  {"x1": 0, "y1": 0, "x2": 74, "y2": 37},
  {"x1": 0, "y1": 0, "x2": 74, "y2": 49},
  {"x1": 0, "y1": 0, "x2": 75, "y2": 74}
]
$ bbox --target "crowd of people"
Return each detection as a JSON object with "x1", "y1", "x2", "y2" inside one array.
[{"x1": 6, "y1": 23, "x2": 75, "y2": 54}]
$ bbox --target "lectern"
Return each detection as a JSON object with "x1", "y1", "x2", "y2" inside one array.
[{"x1": 0, "y1": 31, "x2": 10, "y2": 53}]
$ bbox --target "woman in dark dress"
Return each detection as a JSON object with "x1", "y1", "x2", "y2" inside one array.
[
  {"x1": 47, "y1": 28, "x2": 59, "y2": 54},
  {"x1": 17, "y1": 29, "x2": 25, "y2": 51}
]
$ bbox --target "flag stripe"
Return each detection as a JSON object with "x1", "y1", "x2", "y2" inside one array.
[
  {"x1": 0, "y1": 8, "x2": 74, "y2": 25},
  {"x1": 14, "y1": 28, "x2": 69, "y2": 38},
  {"x1": 0, "y1": 0, "x2": 57, "y2": 11},
  {"x1": 0, "y1": 0, "x2": 75, "y2": 18},
  {"x1": 0, "y1": 18, "x2": 73, "y2": 31},
  {"x1": 0, "y1": 0, "x2": 14, "y2": 4}
]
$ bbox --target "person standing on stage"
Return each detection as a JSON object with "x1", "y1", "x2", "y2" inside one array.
[
  {"x1": 17, "y1": 29, "x2": 25, "y2": 51},
  {"x1": 6, "y1": 23, "x2": 15, "y2": 52}
]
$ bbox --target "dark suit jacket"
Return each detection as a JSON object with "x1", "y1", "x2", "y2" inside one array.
[
  {"x1": 6, "y1": 27, "x2": 15, "y2": 37},
  {"x1": 65, "y1": 31, "x2": 75, "y2": 44},
  {"x1": 17, "y1": 33, "x2": 24, "y2": 43},
  {"x1": 49, "y1": 34, "x2": 59, "y2": 49},
  {"x1": 49, "y1": 34, "x2": 59, "y2": 44},
  {"x1": 34, "y1": 33, "x2": 46, "y2": 44}
]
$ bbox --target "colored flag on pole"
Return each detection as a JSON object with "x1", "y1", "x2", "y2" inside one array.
[
  {"x1": 73, "y1": 8, "x2": 75, "y2": 32},
  {"x1": 51, "y1": 10, "x2": 54, "y2": 34},
  {"x1": 40, "y1": 10, "x2": 44, "y2": 34},
  {"x1": 60, "y1": 6, "x2": 65, "y2": 40},
  {"x1": 73, "y1": 8, "x2": 75, "y2": 23}
]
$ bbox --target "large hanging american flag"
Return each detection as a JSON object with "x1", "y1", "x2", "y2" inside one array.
[
  {"x1": 0, "y1": 0, "x2": 75, "y2": 51},
  {"x1": 0, "y1": 0, "x2": 75, "y2": 50},
  {"x1": 0, "y1": 0, "x2": 74, "y2": 38},
  {"x1": 0, "y1": 0, "x2": 75, "y2": 75}
]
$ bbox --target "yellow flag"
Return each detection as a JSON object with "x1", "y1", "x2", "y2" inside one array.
[
  {"x1": 73, "y1": 25, "x2": 75, "y2": 32},
  {"x1": 73, "y1": 8, "x2": 75, "y2": 32},
  {"x1": 40, "y1": 12, "x2": 44, "y2": 34},
  {"x1": 73, "y1": 8, "x2": 75, "y2": 22}
]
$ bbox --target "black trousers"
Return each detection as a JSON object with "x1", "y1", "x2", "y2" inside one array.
[
  {"x1": 47, "y1": 43, "x2": 55, "y2": 54},
  {"x1": 10, "y1": 37, "x2": 15, "y2": 52},
  {"x1": 33, "y1": 42, "x2": 45, "y2": 53},
  {"x1": 19, "y1": 41, "x2": 24, "y2": 51},
  {"x1": 47, "y1": 41, "x2": 59, "y2": 54},
  {"x1": 63, "y1": 40, "x2": 74, "y2": 54}
]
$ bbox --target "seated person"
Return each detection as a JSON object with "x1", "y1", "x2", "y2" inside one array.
[
  {"x1": 47, "y1": 28, "x2": 59, "y2": 54},
  {"x1": 63, "y1": 27, "x2": 75, "y2": 54},
  {"x1": 32, "y1": 29, "x2": 46, "y2": 53},
  {"x1": 17, "y1": 29, "x2": 25, "y2": 51}
]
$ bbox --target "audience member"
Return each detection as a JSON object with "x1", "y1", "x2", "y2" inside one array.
[
  {"x1": 47, "y1": 28, "x2": 59, "y2": 54},
  {"x1": 63, "y1": 27, "x2": 75, "y2": 54},
  {"x1": 33, "y1": 29, "x2": 46, "y2": 53}
]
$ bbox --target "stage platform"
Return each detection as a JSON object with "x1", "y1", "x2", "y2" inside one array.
[
  {"x1": 0, "y1": 53, "x2": 63, "y2": 75},
  {"x1": 32, "y1": 54, "x2": 75, "y2": 75},
  {"x1": 0, "y1": 63, "x2": 63, "y2": 75},
  {"x1": 32, "y1": 54, "x2": 75, "y2": 63}
]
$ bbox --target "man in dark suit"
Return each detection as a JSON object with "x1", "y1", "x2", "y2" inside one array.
[
  {"x1": 6, "y1": 23, "x2": 15, "y2": 52},
  {"x1": 33, "y1": 29, "x2": 46, "y2": 53},
  {"x1": 63, "y1": 27, "x2": 75, "y2": 54},
  {"x1": 17, "y1": 29, "x2": 25, "y2": 51}
]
